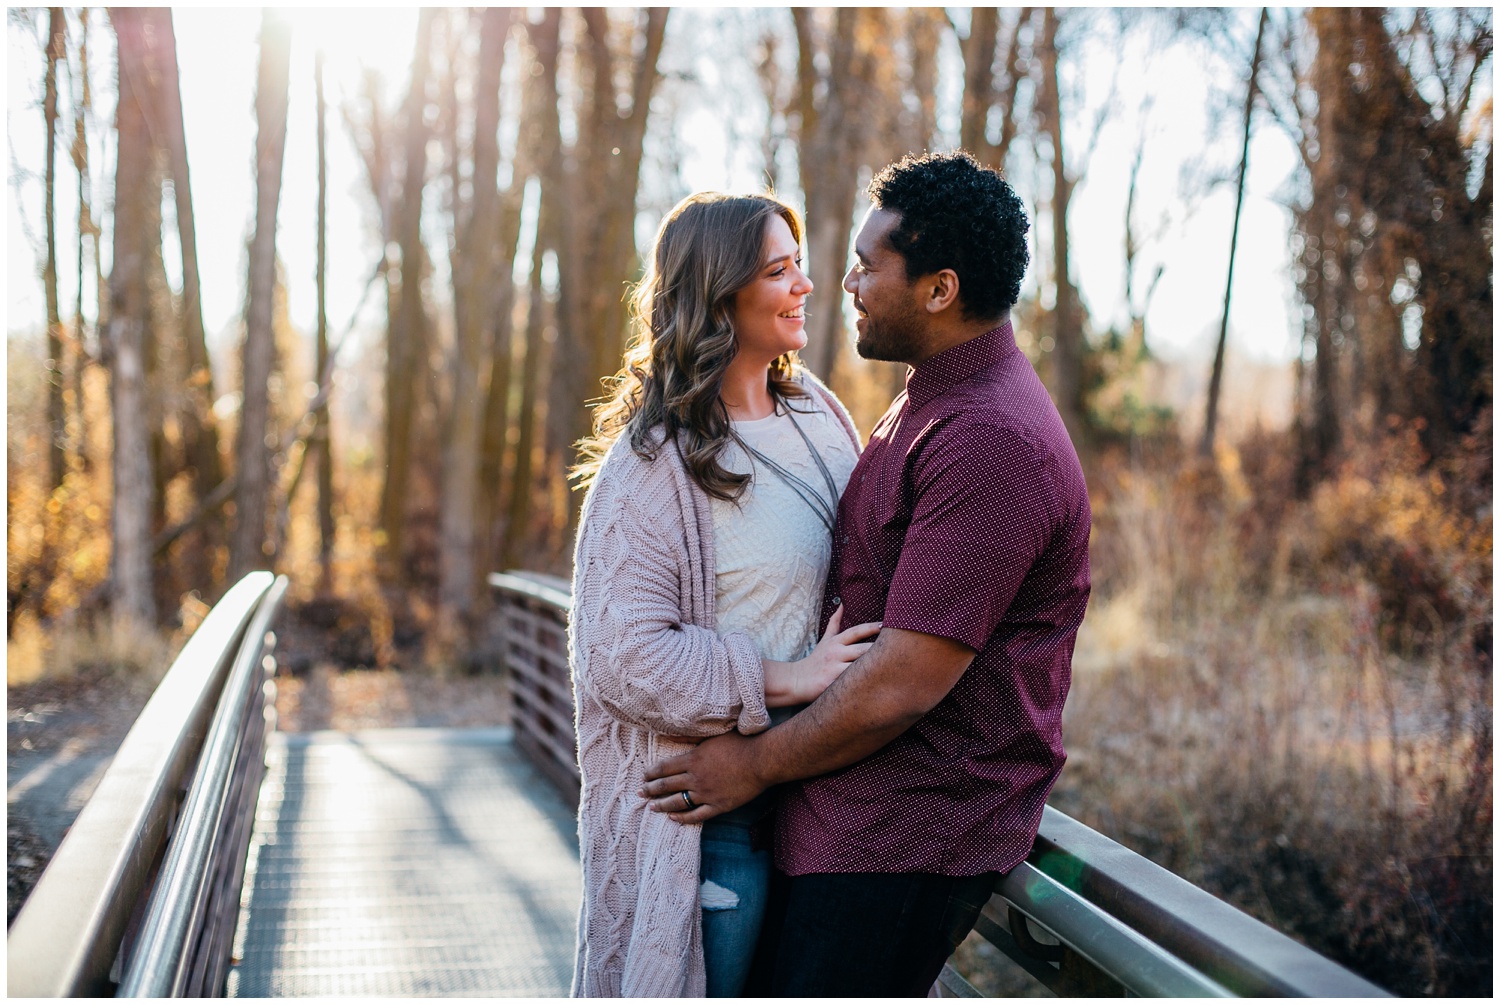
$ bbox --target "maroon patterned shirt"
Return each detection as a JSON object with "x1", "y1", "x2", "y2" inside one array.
[{"x1": 775, "y1": 321, "x2": 1091, "y2": 876}]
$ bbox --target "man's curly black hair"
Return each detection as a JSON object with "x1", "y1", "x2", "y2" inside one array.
[{"x1": 867, "y1": 150, "x2": 1030, "y2": 320}]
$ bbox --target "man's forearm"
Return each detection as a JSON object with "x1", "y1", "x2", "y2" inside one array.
[{"x1": 749, "y1": 628, "x2": 973, "y2": 789}]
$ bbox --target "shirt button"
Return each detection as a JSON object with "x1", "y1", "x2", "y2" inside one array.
[
  {"x1": 842, "y1": 534, "x2": 850, "y2": 544},
  {"x1": 832, "y1": 596, "x2": 842, "y2": 607}
]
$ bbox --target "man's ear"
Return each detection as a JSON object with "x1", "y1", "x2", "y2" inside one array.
[{"x1": 924, "y1": 269, "x2": 961, "y2": 314}]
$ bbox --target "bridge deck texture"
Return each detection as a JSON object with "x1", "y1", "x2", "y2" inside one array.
[{"x1": 228, "y1": 727, "x2": 581, "y2": 997}]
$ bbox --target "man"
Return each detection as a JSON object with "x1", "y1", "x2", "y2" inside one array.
[{"x1": 641, "y1": 151, "x2": 1091, "y2": 995}]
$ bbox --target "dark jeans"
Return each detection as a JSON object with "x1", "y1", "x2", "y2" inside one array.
[{"x1": 747, "y1": 868, "x2": 997, "y2": 997}]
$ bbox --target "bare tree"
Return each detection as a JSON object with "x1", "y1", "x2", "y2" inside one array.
[
  {"x1": 544, "y1": 7, "x2": 669, "y2": 526},
  {"x1": 69, "y1": 7, "x2": 99, "y2": 467},
  {"x1": 480, "y1": 13, "x2": 552, "y2": 580},
  {"x1": 502, "y1": 9, "x2": 565, "y2": 571},
  {"x1": 791, "y1": 8, "x2": 880, "y2": 381},
  {"x1": 439, "y1": 7, "x2": 513, "y2": 635},
  {"x1": 313, "y1": 47, "x2": 334, "y2": 589},
  {"x1": 954, "y1": 7, "x2": 1032, "y2": 171},
  {"x1": 229, "y1": 11, "x2": 291, "y2": 580},
  {"x1": 104, "y1": 6, "x2": 163, "y2": 627},
  {"x1": 43, "y1": 8, "x2": 65, "y2": 492},
  {"x1": 1038, "y1": 7, "x2": 1083, "y2": 437},
  {"x1": 156, "y1": 10, "x2": 223, "y2": 518},
  {"x1": 580, "y1": 7, "x2": 668, "y2": 382},
  {"x1": 1200, "y1": 8, "x2": 1269, "y2": 460},
  {"x1": 378, "y1": 8, "x2": 435, "y2": 574},
  {"x1": 1287, "y1": 8, "x2": 1493, "y2": 483}
]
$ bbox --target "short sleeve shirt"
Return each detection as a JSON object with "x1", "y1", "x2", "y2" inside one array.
[{"x1": 774, "y1": 321, "x2": 1092, "y2": 877}]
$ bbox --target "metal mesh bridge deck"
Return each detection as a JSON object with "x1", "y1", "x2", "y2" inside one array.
[{"x1": 228, "y1": 727, "x2": 580, "y2": 997}]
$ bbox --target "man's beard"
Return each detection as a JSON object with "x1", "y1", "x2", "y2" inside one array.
[{"x1": 854, "y1": 306, "x2": 926, "y2": 364}]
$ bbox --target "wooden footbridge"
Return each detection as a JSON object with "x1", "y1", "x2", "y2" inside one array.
[{"x1": 7, "y1": 572, "x2": 1388, "y2": 997}]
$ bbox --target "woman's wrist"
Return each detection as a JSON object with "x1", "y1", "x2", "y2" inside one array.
[{"x1": 762, "y1": 657, "x2": 804, "y2": 708}]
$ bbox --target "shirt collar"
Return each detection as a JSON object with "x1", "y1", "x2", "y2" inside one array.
[{"x1": 905, "y1": 320, "x2": 1017, "y2": 410}]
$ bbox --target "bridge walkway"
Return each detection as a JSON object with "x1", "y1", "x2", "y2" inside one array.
[{"x1": 227, "y1": 726, "x2": 580, "y2": 997}]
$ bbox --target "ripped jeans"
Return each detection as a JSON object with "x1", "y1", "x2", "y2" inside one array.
[{"x1": 699, "y1": 796, "x2": 773, "y2": 997}]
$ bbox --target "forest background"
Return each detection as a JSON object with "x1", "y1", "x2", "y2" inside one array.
[{"x1": 5, "y1": 6, "x2": 1492, "y2": 996}]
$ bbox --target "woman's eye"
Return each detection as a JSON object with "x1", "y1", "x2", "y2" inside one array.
[{"x1": 771, "y1": 267, "x2": 786, "y2": 278}]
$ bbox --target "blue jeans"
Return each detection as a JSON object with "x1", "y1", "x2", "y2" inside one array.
[{"x1": 699, "y1": 802, "x2": 772, "y2": 997}]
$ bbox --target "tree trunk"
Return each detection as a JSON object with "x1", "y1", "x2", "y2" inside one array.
[
  {"x1": 956, "y1": 8, "x2": 1030, "y2": 172},
  {"x1": 378, "y1": 8, "x2": 435, "y2": 576},
  {"x1": 150, "y1": 8, "x2": 224, "y2": 593},
  {"x1": 505, "y1": 10, "x2": 564, "y2": 572},
  {"x1": 1200, "y1": 8, "x2": 1268, "y2": 460},
  {"x1": 44, "y1": 8, "x2": 65, "y2": 493},
  {"x1": 794, "y1": 8, "x2": 875, "y2": 382},
  {"x1": 502, "y1": 242, "x2": 553, "y2": 572},
  {"x1": 156, "y1": 10, "x2": 223, "y2": 509},
  {"x1": 70, "y1": 8, "x2": 97, "y2": 469},
  {"x1": 545, "y1": 7, "x2": 668, "y2": 537},
  {"x1": 439, "y1": 7, "x2": 511, "y2": 633},
  {"x1": 314, "y1": 48, "x2": 335, "y2": 589},
  {"x1": 480, "y1": 14, "x2": 553, "y2": 583},
  {"x1": 959, "y1": 8, "x2": 999, "y2": 157},
  {"x1": 105, "y1": 7, "x2": 162, "y2": 628},
  {"x1": 229, "y1": 11, "x2": 291, "y2": 580},
  {"x1": 1040, "y1": 7, "x2": 1083, "y2": 438}
]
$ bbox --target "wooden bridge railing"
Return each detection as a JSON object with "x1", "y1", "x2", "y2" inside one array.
[
  {"x1": 488, "y1": 571, "x2": 1390, "y2": 998},
  {"x1": 7, "y1": 572, "x2": 287, "y2": 998}
]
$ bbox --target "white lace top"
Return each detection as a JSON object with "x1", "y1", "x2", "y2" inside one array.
[{"x1": 710, "y1": 397, "x2": 860, "y2": 662}]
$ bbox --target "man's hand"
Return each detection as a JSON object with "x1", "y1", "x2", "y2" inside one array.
[
  {"x1": 643, "y1": 627, "x2": 976, "y2": 826},
  {"x1": 640, "y1": 731, "x2": 764, "y2": 824}
]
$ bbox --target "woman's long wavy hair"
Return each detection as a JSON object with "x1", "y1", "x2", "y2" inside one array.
[{"x1": 573, "y1": 192, "x2": 809, "y2": 500}]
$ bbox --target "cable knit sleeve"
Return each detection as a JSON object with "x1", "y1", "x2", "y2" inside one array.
[{"x1": 569, "y1": 450, "x2": 772, "y2": 739}]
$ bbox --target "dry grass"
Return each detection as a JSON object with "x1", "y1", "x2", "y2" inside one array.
[
  {"x1": 1037, "y1": 429, "x2": 1493, "y2": 998},
  {"x1": 6, "y1": 611, "x2": 180, "y2": 688}
]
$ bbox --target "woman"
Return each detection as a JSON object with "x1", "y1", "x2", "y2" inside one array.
[{"x1": 568, "y1": 193, "x2": 874, "y2": 997}]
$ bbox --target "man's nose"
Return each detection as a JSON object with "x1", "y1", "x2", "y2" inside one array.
[{"x1": 842, "y1": 266, "x2": 858, "y2": 294}]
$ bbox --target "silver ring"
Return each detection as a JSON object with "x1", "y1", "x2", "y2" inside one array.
[{"x1": 681, "y1": 791, "x2": 695, "y2": 810}]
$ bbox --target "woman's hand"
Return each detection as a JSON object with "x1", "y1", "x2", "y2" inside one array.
[{"x1": 763, "y1": 605, "x2": 881, "y2": 707}]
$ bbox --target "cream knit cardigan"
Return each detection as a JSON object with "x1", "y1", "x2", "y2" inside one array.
[{"x1": 568, "y1": 373, "x2": 860, "y2": 997}]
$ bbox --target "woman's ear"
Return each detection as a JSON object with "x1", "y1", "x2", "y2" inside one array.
[{"x1": 924, "y1": 269, "x2": 961, "y2": 314}]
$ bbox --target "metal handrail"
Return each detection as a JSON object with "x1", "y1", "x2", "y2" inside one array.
[
  {"x1": 6, "y1": 572, "x2": 284, "y2": 998},
  {"x1": 488, "y1": 569, "x2": 1391, "y2": 998},
  {"x1": 118, "y1": 575, "x2": 287, "y2": 996},
  {"x1": 488, "y1": 569, "x2": 571, "y2": 610},
  {"x1": 489, "y1": 571, "x2": 579, "y2": 806},
  {"x1": 1017, "y1": 805, "x2": 1390, "y2": 996},
  {"x1": 995, "y1": 859, "x2": 1233, "y2": 996}
]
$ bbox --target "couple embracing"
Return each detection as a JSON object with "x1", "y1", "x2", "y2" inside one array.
[{"x1": 567, "y1": 151, "x2": 1091, "y2": 997}]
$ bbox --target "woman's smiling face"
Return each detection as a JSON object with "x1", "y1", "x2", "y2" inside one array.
[{"x1": 730, "y1": 214, "x2": 813, "y2": 362}]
